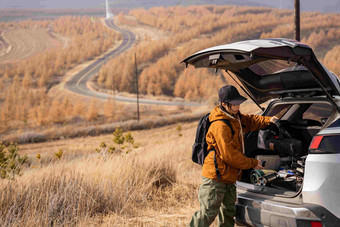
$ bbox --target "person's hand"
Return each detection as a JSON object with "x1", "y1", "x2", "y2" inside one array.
[
  {"x1": 270, "y1": 116, "x2": 279, "y2": 124},
  {"x1": 254, "y1": 160, "x2": 264, "y2": 169},
  {"x1": 254, "y1": 164, "x2": 264, "y2": 169}
]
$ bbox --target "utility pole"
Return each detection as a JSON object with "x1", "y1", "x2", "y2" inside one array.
[
  {"x1": 294, "y1": 0, "x2": 300, "y2": 41},
  {"x1": 134, "y1": 53, "x2": 140, "y2": 122}
]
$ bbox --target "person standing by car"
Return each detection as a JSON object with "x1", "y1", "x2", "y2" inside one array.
[{"x1": 188, "y1": 85, "x2": 278, "y2": 227}]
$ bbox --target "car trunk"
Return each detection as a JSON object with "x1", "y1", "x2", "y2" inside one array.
[{"x1": 239, "y1": 98, "x2": 334, "y2": 196}]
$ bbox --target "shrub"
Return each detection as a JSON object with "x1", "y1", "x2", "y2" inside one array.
[
  {"x1": 0, "y1": 142, "x2": 28, "y2": 179},
  {"x1": 54, "y1": 149, "x2": 63, "y2": 160},
  {"x1": 99, "y1": 142, "x2": 107, "y2": 148},
  {"x1": 96, "y1": 128, "x2": 137, "y2": 154},
  {"x1": 176, "y1": 124, "x2": 183, "y2": 137},
  {"x1": 113, "y1": 127, "x2": 124, "y2": 145},
  {"x1": 125, "y1": 132, "x2": 134, "y2": 144},
  {"x1": 108, "y1": 146, "x2": 116, "y2": 154}
]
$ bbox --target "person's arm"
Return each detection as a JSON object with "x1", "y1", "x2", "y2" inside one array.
[{"x1": 240, "y1": 114, "x2": 277, "y2": 133}]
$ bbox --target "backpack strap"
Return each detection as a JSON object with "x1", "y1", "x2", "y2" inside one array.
[
  {"x1": 208, "y1": 149, "x2": 221, "y2": 180},
  {"x1": 219, "y1": 119, "x2": 235, "y2": 136},
  {"x1": 210, "y1": 119, "x2": 234, "y2": 135},
  {"x1": 208, "y1": 119, "x2": 234, "y2": 181}
]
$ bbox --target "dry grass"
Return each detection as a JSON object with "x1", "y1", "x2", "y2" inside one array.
[
  {"x1": 0, "y1": 103, "x2": 259, "y2": 226},
  {"x1": 0, "y1": 121, "x2": 202, "y2": 226},
  {"x1": 3, "y1": 110, "x2": 207, "y2": 144}
]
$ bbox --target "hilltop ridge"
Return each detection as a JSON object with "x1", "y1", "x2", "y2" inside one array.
[{"x1": 1, "y1": 0, "x2": 339, "y2": 13}]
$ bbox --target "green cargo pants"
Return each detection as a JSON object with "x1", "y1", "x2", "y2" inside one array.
[{"x1": 188, "y1": 177, "x2": 236, "y2": 227}]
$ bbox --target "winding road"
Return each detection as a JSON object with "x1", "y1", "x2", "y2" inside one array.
[{"x1": 65, "y1": 19, "x2": 202, "y2": 107}]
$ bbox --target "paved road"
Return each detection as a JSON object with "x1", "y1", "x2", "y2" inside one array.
[{"x1": 65, "y1": 19, "x2": 202, "y2": 107}]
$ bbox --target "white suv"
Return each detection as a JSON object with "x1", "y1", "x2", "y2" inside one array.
[{"x1": 183, "y1": 39, "x2": 340, "y2": 227}]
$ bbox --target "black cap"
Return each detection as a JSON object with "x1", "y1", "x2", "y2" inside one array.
[{"x1": 218, "y1": 85, "x2": 247, "y2": 105}]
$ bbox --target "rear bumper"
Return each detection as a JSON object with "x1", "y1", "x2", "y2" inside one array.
[{"x1": 235, "y1": 193, "x2": 340, "y2": 227}]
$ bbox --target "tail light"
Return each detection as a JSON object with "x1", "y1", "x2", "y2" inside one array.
[
  {"x1": 309, "y1": 134, "x2": 340, "y2": 154},
  {"x1": 297, "y1": 220, "x2": 323, "y2": 226},
  {"x1": 310, "y1": 221, "x2": 322, "y2": 227},
  {"x1": 309, "y1": 135, "x2": 324, "y2": 149}
]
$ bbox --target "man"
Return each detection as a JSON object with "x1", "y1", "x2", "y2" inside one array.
[{"x1": 189, "y1": 85, "x2": 278, "y2": 227}]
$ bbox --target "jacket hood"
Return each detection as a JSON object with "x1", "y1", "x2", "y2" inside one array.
[{"x1": 209, "y1": 105, "x2": 238, "y2": 122}]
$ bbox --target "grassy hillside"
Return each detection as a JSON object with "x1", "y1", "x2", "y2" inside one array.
[
  {"x1": 0, "y1": 121, "x2": 204, "y2": 226},
  {"x1": 1, "y1": 103, "x2": 259, "y2": 226}
]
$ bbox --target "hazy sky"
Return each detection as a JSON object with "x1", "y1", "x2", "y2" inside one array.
[{"x1": 0, "y1": 0, "x2": 339, "y2": 13}]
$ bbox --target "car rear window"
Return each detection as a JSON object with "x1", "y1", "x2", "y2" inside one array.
[
  {"x1": 302, "y1": 103, "x2": 333, "y2": 123},
  {"x1": 248, "y1": 60, "x2": 307, "y2": 76},
  {"x1": 266, "y1": 103, "x2": 292, "y2": 118},
  {"x1": 328, "y1": 118, "x2": 340, "y2": 128}
]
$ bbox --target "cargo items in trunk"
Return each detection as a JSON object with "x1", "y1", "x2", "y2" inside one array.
[
  {"x1": 250, "y1": 168, "x2": 303, "y2": 191},
  {"x1": 257, "y1": 121, "x2": 302, "y2": 158},
  {"x1": 254, "y1": 121, "x2": 305, "y2": 191}
]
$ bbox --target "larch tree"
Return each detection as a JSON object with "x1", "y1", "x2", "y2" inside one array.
[
  {"x1": 3, "y1": 70, "x2": 9, "y2": 79},
  {"x1": 22, "y1": 72, "x2": 33, "y2": 88},
  {"x1": 36, "y1": 102, "x2": 49, "y2": 126},
  {"x1": 104, "y1": 97, "x2": 115, "y2": 120},
  {"x1": 49, "y1": 99, "x2": 65, "y2": 123},
  {"x1": 38, "y1": 74, "x2": 48, "y2": 87},
  {"x1": 62, "y1": 98, "x2": 74, "y2": 118},
  {"x1": 324, "y1": 45, "x2": 340, "y2": 76},
  {"x1": 0, "y1": 109, "x2": 7, "y2": 132},
  {"x1": 87, "y1": 99, "x2": 98, "y2": 121},
  {"x1": 74, "y1": 102, "x2": 85, "y2": 116},
  {"x1": 120, "y1": 59, "x2": 135, "y2": 92}
]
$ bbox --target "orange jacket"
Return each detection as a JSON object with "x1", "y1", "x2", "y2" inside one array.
[{"x1": 202, "y1": 105, "x2": 271, "y2": 184}]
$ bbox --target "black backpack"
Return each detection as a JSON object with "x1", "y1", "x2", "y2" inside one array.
[{"x1": 192, "y1": 113, "x2": 234, "y2": 179}]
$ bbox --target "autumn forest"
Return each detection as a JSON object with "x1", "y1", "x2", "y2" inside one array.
[{"x1": 0, "y1": 5, "x2": 340, "y2": 139}]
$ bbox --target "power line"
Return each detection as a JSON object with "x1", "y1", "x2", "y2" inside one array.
[{"x1": 161, "y1": 0, "x2": 181, "y2": 27}]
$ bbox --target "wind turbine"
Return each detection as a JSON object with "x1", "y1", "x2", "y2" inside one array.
[{"x1": 106, "y1": 0, "x2": 113, "y2": 19}]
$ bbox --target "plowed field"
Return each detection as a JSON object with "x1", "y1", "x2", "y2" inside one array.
[{"x1": 0, "y1": 28, "x2": 63, "y2": 64}]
